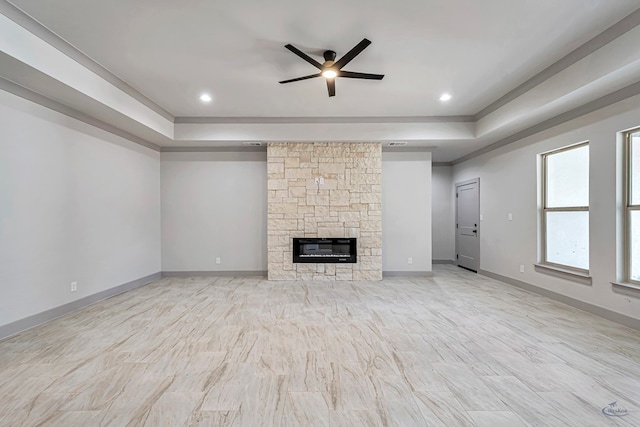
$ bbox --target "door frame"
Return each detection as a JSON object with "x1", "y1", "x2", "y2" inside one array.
[{"x1": 455, "y1": 177, "x2": 480, "y2": 272}]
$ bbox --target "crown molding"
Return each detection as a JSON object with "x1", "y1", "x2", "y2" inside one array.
[
  {"x1": 381, "y1": 146, "x2": 434, "y2": 153},
  {"x1": 454, "y1": 80, "x2": 640, "y2": 165},
  {"x1": 161, "y1": 146, "x2": 266, "y2": 153},
  {"x1": 475, "y1": 7, "x2": 640, "y2": 120},
  {"x1": 174, "y1": 115, "x2": 474, "y2": 124},
  {"x1": 2, "y1": 0, "x2": 174, "y2": 122},
  {"x1": 0, "y1": 77, "x2": 161, "y2": 152}
]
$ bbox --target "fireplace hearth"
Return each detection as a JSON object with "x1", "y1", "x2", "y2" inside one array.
[{"x1": 293, "y1": 238, "x2": 357, "y2": 263}]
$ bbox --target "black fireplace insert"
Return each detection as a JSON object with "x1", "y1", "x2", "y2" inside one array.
[{"x1": 293, "y1": 238, "x2": 357, "y2": 263}]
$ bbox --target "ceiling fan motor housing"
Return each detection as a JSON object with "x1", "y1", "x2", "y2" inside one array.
[{"x1": 323, "y1": 50, "x2": 337, "y2": 66}]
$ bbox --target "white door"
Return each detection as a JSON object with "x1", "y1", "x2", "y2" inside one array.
[{"x1": 456, "y1": 179, "x2": 480, "y2": 272}]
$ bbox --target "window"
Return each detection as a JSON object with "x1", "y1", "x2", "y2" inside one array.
[
  {"x1": 625, "y1": 129, "x2": 640, "y2": 283},
  {"x1": 541, "y1": 142, "x2": 589, "y2": 272}
]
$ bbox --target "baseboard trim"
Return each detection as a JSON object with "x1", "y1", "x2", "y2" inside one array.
[
  {"x1": 432, "y1": 260, "x2": 455, "y2": 265},
  {"x1": 0, "y1": 272, "x2": 162, "y2": 341},
  {"x1": 162, "y1": 271, "x2": 267, "y2": 278},
  {"x1": 479, "y1": 269, "x2": 640, "y2": 331},
  {"x1": 383, "y1": 271, "x2": 434, "y2": 278}
]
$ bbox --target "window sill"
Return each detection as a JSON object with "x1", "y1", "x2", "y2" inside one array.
[
  {"x1": 534, "y1": 263, "x2": 592, "y2": 285},
  {"x1": 611, "y1": 281, "x2": 640, "y2": 297}
]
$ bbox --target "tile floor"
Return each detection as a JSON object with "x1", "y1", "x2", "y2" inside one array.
[{"x1": 1, "y1": 265, "x2": 639, "y2": 426}]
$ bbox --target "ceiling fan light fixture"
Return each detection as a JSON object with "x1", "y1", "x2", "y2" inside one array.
[
  {"x1": 322, "y1": 69, "x2": 337, "y2": 79},
  {"x1": 279, "y1": 39, "x2": 383, "y2": 97}
]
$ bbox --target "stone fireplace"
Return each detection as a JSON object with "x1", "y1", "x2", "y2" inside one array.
[{"x1": 267, "y1": 142, "x2": 382, "y2": 280}]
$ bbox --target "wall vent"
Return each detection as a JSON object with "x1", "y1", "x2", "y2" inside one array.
[{"x1": 388, "y1": 142, "x2": 407, "y2": 146}]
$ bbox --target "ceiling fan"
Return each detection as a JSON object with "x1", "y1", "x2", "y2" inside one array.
[{"x1": 279, "y1": 38, "x2": 384, "y2": 97}]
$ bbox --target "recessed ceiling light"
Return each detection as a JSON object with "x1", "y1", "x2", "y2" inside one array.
[
  {"x1": 440, "y1": 93, "x2": 452, "y2": 101},
  {"x1": 199, "y1": 93, "x2": 212, "y2": 103}
]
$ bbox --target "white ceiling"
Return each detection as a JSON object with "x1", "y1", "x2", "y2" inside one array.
[
  {"x1": 9, "y1": 0, "x2": 640, "y2": 117},
  {"x1": 2, "y1": 0, "x2": 640, "y2": 161}
]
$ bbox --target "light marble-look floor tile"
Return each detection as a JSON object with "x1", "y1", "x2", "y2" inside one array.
[
  {"x1": 467, "y1": 410, "x2": 528, "y2": 427},
  {"x1": 481, "y1": 375, "x2": 572, "y2": 426},
  {"x1": 413, "y1": 390, "x2": 476, "y2": 426},
  {"x1": 142, "y1": 391, "x2": 204, "y2": 426},
  {"x1": 328, "y1": 410, "x2": 385, "y2": 427},
  {"x1": 328, "y1": 363, "x2": 377, "y2": 411},
  {"x1": 283, "y1": 392, "x2": 329, "y2": 427},
  {"x1": 1, "y1": 265, "x2": 639, "y2": 426},
  {"x1": 431, "y1": 363, "x2": 507, "y2": 411},
  {"x1": 239, "y1": 373, "x2": 289, "y2": 426},
  {"x1": 538, "y1": 391, "x2": 639, "y2": 427},
  {"x1": 187, "y1": 410, "x2": 242, "y2": 426}
]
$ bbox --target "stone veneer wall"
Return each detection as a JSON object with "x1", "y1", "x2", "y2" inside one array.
[{"x1": 267, "y1": 142, "x2": 382, "y2": 280}]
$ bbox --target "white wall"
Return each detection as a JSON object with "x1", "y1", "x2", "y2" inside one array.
[
  {"x1": 453, "y1": 94, "x2": 640, "y2": 321},
  {"x1": 161, "y1": 152, "x2": 267, "y2": 272},
  {"x1": 0, "y1": 90, "x2": 161, "y2": 327},
  {"x1": 432, "y1": 165, "x2": 455, "y2": 261},
  {"x1": 382, "y1": 151, "x2": 432, "y2": 272},
  {"x1": 163, "y1": 149, "x2": 433, "y2": 275}
]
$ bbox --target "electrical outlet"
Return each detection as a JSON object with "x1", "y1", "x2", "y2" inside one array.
[
  {"x1": 70, "y1": 281, "x2": 77, "y2": 292},
  {"x1": 519, "y1": 265, "x2": 525, "y2": 273},
  {"x1": 408, "y1": 257, "x2": 413, "y2": 265},
  {"x1": 508, "y1": 213, "x2": 513, "y2": 221},
  {"x1": 216, "y1": 257, "x2": 221, "y2": 265}
]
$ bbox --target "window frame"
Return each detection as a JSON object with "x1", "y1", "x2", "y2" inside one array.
[
  {"x1": 624, "y1": 128, "x2": 640, "y2": 285},
  {"x1": 540, "y1": 141, "x2": 590, "y2": 274}
]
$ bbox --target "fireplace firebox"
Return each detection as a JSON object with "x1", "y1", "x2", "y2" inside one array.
[{"x1": 293, "y1": 238, "x2": 357, "y2": 263}]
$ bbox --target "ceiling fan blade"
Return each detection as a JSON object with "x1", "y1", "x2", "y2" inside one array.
[
  {"x1": 279, "y1": 73, "x2": 322, "y2": 84},
  {"x1": 338, "y1": 71, "x2": 384, "y2": 80},
  {"x1": 327, "y1": 79, "x2": 335, "y2": 97},
  {"x1": 333, "y1": 38, "x2": 372, "y2": 70},
  {"x1": 284, "y1": 44, "x2": 323, "y2": 69}
]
